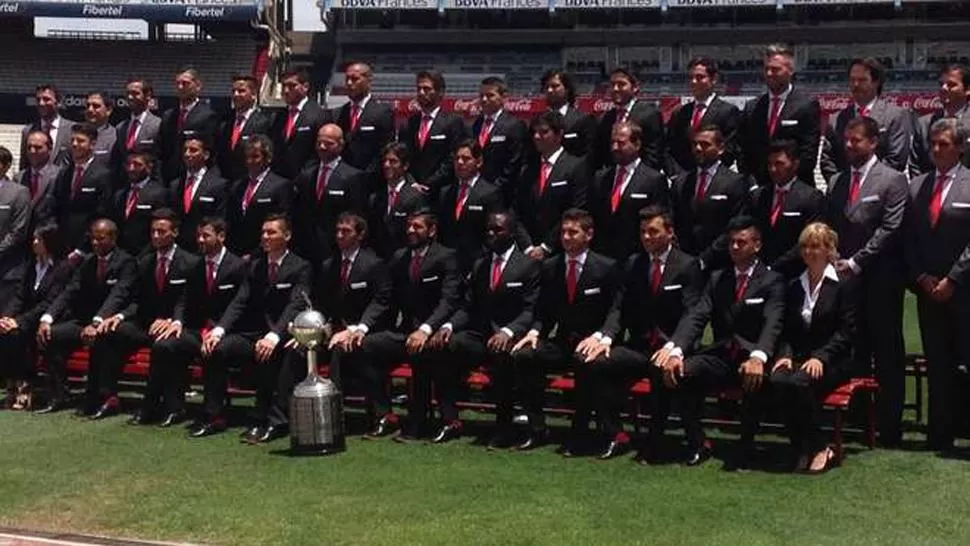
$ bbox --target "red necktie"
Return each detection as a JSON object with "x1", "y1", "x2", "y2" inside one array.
[
  {"x1": 929, "y1": 172, "x2": 950, "y2": 228},
  {"x1": 858, "y1": 105, "x2": 870, "y2": 118},
  {"x1": 242, "y1": 178, "x2": 258, "y2": 212},
  {"x1": 340, "y1": 257, "x2": 351, "y2": 287},
  {"x1": 387, "y1": 187, "x2": 400, "y2": 214},
  {"x1": 610, "y1": 166, "x2": 627, "y2": 213},
  {"x1": 478, "y1": 117, "x2": 494, "y2": 148},
  {"x1": 178, "y1": 107, "x2": 188, "y2": 130},
  {"x1": 96, "y1": 257, "x2": 108, "y2": 284},
  {"x1": 350, "y1": 103, "x2": 362, "y2": 133},
  {"x1": 691, "y1": 102, "x2": 706, "y2": 130},
  {"x1": 735, "y1": 272, "x2": 750, "y2": 302},
  {"x1": 410, "y1": 252, "x2": 423, "y2": 283},
  {"x1": 538, "y1": 161, "x2": 553, "y2": 196},
  {"x1": 455, "y1": 181, "x2": 471, "y2": 220},
  {"x1": 71, "y1": 165, "x2": 84, "y2": 199},
  {"x1": 770, "y1": 188, "x2": 788, "y2": 227},
  {"x1": 489, "y1": 255, "x2": 503, "y2": 291},
  {"x1": 768, "y1": 97, "x2": 782, "y2": 136},
  {"x1": 269, "y1": 261, "x2": 279, "y2": 284},
  {"x1": 183, "y1": 175, "x2": 196, "y2": 213},
  {"x1": 231, "y1": 114, "x2": 246, "y2": 149},
  {"x1": 285, "y1": 107, "x2": 299, "y2": 140},
  {"x1": 848, "y1": 170, "x2": 863, "y2": 206},
  {"x1": 206, "y1": 259, "x2": 216, "y2": 295},
  {"x1": 125, "y1": 118, "x2": 140, "y2": 150},
  {"x1": 650, "y1": 257, "x2": 663, "y2": 294},
  {"x1": 418, "y1": 114, "x2": 432, "y2": 149},
  {"x1": 695, "y1": 170, "x2": 710, "y2": 203},
  {"x1": 155, "y1": 255, "x2": 168, "y2": 292},
  {"x1": 566, "y1": 258, "x2": 579, "y2": 303},
  {"x1": 615, "y1": 107, "x2": 629, "y2": 125},
  {"x1": 125, "y1": 186, "x2": 140, "y2": 219},
  {"x1": 316, "y1": 164, "x2": 330, "y2": 203}
]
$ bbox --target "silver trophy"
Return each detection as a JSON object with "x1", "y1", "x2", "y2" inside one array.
[{"x1": 287, "y1": 301, "x2": 345, "y2": 455}]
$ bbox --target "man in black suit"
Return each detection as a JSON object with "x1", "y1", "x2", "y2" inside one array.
[
  {"x1": 820, "y1": 57, "x2": 912, "y2": 181},
  {"x1": 911, "y1": 64, "x2": 970, "y2": 178},
  {"x1": 171, "y1": 137, "x2": 228, "y2": 252},
  {"x1": 271, "y1": 69, "x2": 332, "y2": 179},
  {"x1": 670, "y1": 126, "x2": 749, "y2": 273},
  {"x1": 541, "y1": 70, "x2": 597, "y2": 158},
  {"x1": 369, "y1": 143, "x2": 429, "y2": 258},
  {"x1": 654, "y1": 216, "x2": 785, "y2": 467},
  {"x1": 227, "y1": 136, "x2": 293, "y2": 258},
  {"x1": 103, "y1": 210, "x2": 201, "y2": 427},
  {"x1": 18, "y1": 131, "x2": 62, "y2": 230},
  {"x1": 593, "y1": 68, "x2": 665, "y2": 173},
  {"x1": 826, "y1": 116, "x2": 908, "y2": 446},
  {"x1": 188, "y1": 218, "x2": 251, "y2": 437},
  {"x1": 517, "y1": 112, "x2": 589, "y2": 261},
  {"x1": 54, "y1": 123, "x2": 112, "y2": 264},
  {"x1": 218, "y1": 74, "x2": 274, "y2": 182},
  {"x1": 472, "y1": 77, "x2": 527, "y2": 206},
  {"x1": 511, "y1": 209, "x2": 621, "y2": 455},
  {"x1": 904, "y1": 118, "x2": 970, "y2": 452},
  {"x1": 336, "y1": 62, "x2": 396, "y2": 182},
  {"x1": 749, "y1": 140, "x2": 826, "y2": 279},
  {"x1": 666, "y1": 57, "x2": 742, "y2": 178},
  {"x1": 84, "y1": 92, "x2": 118, "y2": 171},
  {"x1": 428, "y1": 211, "x2": 540, "y2": 444},
  {"x1": 206, "y1": 215, "x2": 311, "y2": 444},
  {"x1": 36, "y1": 219, "x2": 137, "y2": 417},
  {"x1": 591, "y1": 122, "x2": 668, "y2": 261},
  {"x1": 400, "y1": 70, "x2": 469, "y2": 198},
  {"x1": 113, "y1": 152, "x2": 172, "y2": 255},
  {"x1": 437, "y1": 140, "x2": 505, "y2": 273},
  {"x1": 158, "y1": 69, "x2": 220, "y2": 182},
  {"x1": 740, "y1": 44, "x2": 821, "y2": 187},
  {"x1": 292, "y1": 124, "x2": 368, "y2": 266},
  {"x1": 358, "y1": 211, "x2": 459, "y2": 441},
  {"x1": 20, "y1": 83, "x2": 75, "y2": 170}
]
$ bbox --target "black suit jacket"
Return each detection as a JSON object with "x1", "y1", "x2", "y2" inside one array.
[
  {"x1": 217, "y1": 108, "x2": 275, "y2": 182},
  {"x1": 472, "y1": 112, "x2": 528, "y2": 206},
  {"x1": 777, "y1": 274, "x2": 856, "y2": 376},
  {"x1": 905, "y1": 168, "x2": 970, "y2": 285},
  {"x1": 590, "y1": 160, "x2": 669, "y2": 261},
  {"x1": 112, "y1": 180, "x2": 173, "y2": 255},
  {"x1": 197, "y1": 251, "x2": 249, "y2": 327},
  {"x1": 740, "y1": 88, "x2": 822, "y2": 185},
  {"x1": 227, "y1": 172, "x2": 293, "y2": 256},
  {"x1": 437, "y1": 177, "x2": 504, "y2": 272},
  {"x1": 292, "y1": 160, "x2": 369, "y2": 264},
  {"x1": 158, "y1": 102, "x2": 221, "y2": 182},
  {"x1": 53, "y1": 160, "x2": 113, "y2": 253},
  {"x1": 272, "y1": 101, "x2": 332, "y2": 179},
  {"x1": 45, "y1": 250, "x2": 137, "y2": 323},
  {"x1": 170, "y1": 168, "x2": 229, "y2": 252},
  {"x1": 560, "y1": 106, "x2": 598, "y2": 159},
  {"x1": 533, "y1": 251, "x2": 621, "y2": 343},
  {"x1": 516, "y1": 151, "x2": 589, "y2": 253},
  {"x1": 819, "y1": 98, "x2": 912, "y2": 181},
  {"x1": 368, "y1": 181, "x2": 430, "y2": 259},
  {"x1": 387, "y1": 242, "x2": 460, "y2": 332},
  {"x1": 665, "y1": 96, "x2": 741, "y2": 177},
  {"x1": 749, "y1": 179, "x2": 826, "y2": 278},
  {"x1": 400, "y1": 110, "x2": 470, "y2": 194},
  {"x1": 120, "y1": 247, "x2": 200, "y2": 327},
  {"x1": 218, "y1": 252, "x2": 311, "y2": 336},
  {"x1": 317, "y1": 247, "x2": 391, "y2": 332},
  {"x1": 670, "y1": 165, "x2": 749, "y2": 271},
  {"x1": 594, "y1": 100, "x2": 666, "y2": 172},
  {"x1": 672, "y1": 261, "x2": 785, "y2": 361},
  {"x1": 449, "y1": 248, "x2": 540, "y2": 337},
  {"x1": 606, "y1": 248, "x2": 703, "y2": 351},
  {"x1": 337, "y1": 98, "x2": 396, "y2": 177},
  {"x1": 4, "y1": 259, "x2": 72, "y2": 330}
]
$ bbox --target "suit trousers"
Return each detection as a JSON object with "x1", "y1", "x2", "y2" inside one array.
[
  {"x1": 43, "y1": 321, "x2": 86, "y2": 401},
  {"x1": 205, "y1": 332, "x2": 282, "y2": 424},
  {"x1": 143, "y1": 329, "x2": 203, "y2": 415},
  {"x1": 93, "y1": 322, "x2": 151, "y2": 401},
  {"x1": 769, "y1": 366, "x2": 843, "y2": 456},
  {"x1": 0, "y1": 328, "x2": 33, "y2": 382},
  {"x1": 514, "y1": 338, "x2": 593, "y2": 434},
  {"x1": 361, "y1": 331, "x2": 435, "y2": 433},
  {"x1": 591, "y1": 345, "x2": 660, "y2": 441},
  {"x1": 916, "y1": 292, "x2": 970, "y2": 446},
  {"x1": 854, "y1": 271, "x2": 905, "y2": 442},
  {"x1": 436, "y1": 330, "x2": 490, "y2": 425}
]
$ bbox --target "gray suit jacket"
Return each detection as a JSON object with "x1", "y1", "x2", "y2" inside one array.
[
  {"x1": 115, "y1": 111, "x2": 161, "y2": 154},
  {"x1": 16, "y1": 162, "x2": 61, "y2": 229},
  {"x1": 826, "y1": 160, "x2": 909, "y2": 275},
  {"x1": 20, "y1": 115, "x2": 75, "y2": 170},
  {"x1": 909, "y1": 107, "x2": 970, "y2": 179},
  {"x1": 0, "y1": 181, "x2": 32, "y2": 275},
  {"x1": 92, "y1": 123, "x2": 118, "y2": 168},
  {"x1": 820, "y1": 97, "x2": 912, "y2": 181},
  {"x1": 905, "y1": 166, "x2": 970, "y2": 285}
]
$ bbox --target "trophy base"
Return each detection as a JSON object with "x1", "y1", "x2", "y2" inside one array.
[{"x1": 290, "y1": 438, "x2": 346, "y2": 456}]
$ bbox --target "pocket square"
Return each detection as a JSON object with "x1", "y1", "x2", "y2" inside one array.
[
  {"x1": 218, "y1": 284, "x2": 236, "y2": 290},
  {"x1": 780, "y1": 120, "x2": 798, "y2": 127},
  {"x1": 506, "y1": 281, "x2": 523, "y2": 288},
  {"x1": 583, "y1": 287, "x2": 601, "y2": 295},
  {"x1": 422, "y1": 276, "x2": 439, "y2": 283},
  {"x1": 350, "y1": 281, "x2": 368, "y2": 290},
  {"x1": 490, "y1": 135, "x2": 507, "y2": 143},
  {"x1": 782, "y1": 211, "x2": 802, "y2": 217},
  {"x1": 549, "y1": 180, "x2": 568, "y2": 187},
  {"x1": 430, "y1": 134, "x2": 446, "y2": 140},
  {"x1": 663, "y1": 284, "x2": 682, "y2": 291},
  {"x1": 861, "y1": 195, "x2": 880, "y2": 203},
  {"x1": 744, "y1": 297, "x2": 765, "y2": 305},
  {"x1": 169, "y1": 279, "x2": 187, "y2": 285},
  {"x1": 275, "y1": 283, "x2": 293, "y2": 289}
]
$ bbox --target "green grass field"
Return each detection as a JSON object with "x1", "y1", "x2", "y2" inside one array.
[{"x1": 0, "y1": 294, "x2": 964, "y2": 546}]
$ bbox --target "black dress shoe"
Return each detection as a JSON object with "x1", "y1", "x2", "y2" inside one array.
[
  {"x1": 190, "y1": 421, "x2": 228, "y2": 438},
  {"x1": 514, "y1": 430, "x2": 548, "y2": 451},
  {"x1": 90, "y1": 402, "x2": 119, "y2": 421},
  {"x1": 365, "y1": 414, "x2": 400, "y2": 438},
  {"x1": 684, "y1": 445, "x2": 712, "y2": 467},
  {"x1": 558, "y1": 443, "x2": 582, "y2": 458},
  {"x1": 431, "y1": 422, "x2": 462, "y2": 444},
  {"x1": 598, "y1": 440, "x2": 632, "y2": 461},
  {"x1": 251, "y1": 424, "x2": 288, "y2": 444},
  {"x1": 240, "y1": 426, "x2": 261, "y2": 440},
  {"x1": 35, "y1": 399, "x2": 67, "y2": 415},
  {"x1": 158, "y1": 411, "x2": 186, "y2": 428}
]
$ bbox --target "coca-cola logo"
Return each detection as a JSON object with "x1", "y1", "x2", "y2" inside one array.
[
  {"x1": 504, "y1": 98, "x2": 536, "y2": 113},
  {"x1": 591, "y1": 99, "x2": 614, "y2": 113},
  {"x1": 452, "y1": 99, "x2": 479, "y2": 115},
  {"x1": 912, "y1": 96, "x2": 942, "y2": 111},
  {"x1": 817, "y1": 95, "x2": 851, "y2": 111}
]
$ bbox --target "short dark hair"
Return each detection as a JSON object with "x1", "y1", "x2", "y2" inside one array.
[
  {"x1": 336, "y1": 211, "x2": 368, "y2": 238},
  {"x1": 71, "y1": 122, "x2": 99, "y2": 142},
  {"x1": 613, "y1": 121, "x2": 643, "y2": 145},
  {"x1": 638, "y1": 205, "x2": 674, "y2": 229},
  {"x1": 489, "y1": 209, "x2": 517, "y2": 232},
  {"x1": 26, "y1": 130, "x2": 53, "y2": 149},
  {"x1": 409, "y1": 208, "x2": 438, "y2": 228},
  {"x1": 125, "y1": 77, "x2": 154, "y2": 97},
  {"x1": 609, "y1": 67, "x2": 639, "y2": 86},
  {"x1": 0, "y1": 146, "x2": 11, "y2": 167},
  {"x1": 480, "y1": 76, "x2": 509, "y2": 95},
  {"x1": 687, "y1": 57, "x2": 719, "y2": 80},
  {"x1": 151, "y1": 208, "x2": 181, "y2": 230},
  {"x1": 35, "y1": 83, "x2": 61, "y2": 102},
  {"x1": 765, "y1": 44, "x2": 795, "y2": 59},
  {"x1": 727, "y1": 215, "x2": 760, "y2": 237},
  {"x1": 232, "y1": 74, "x2": 260, "y2": 92},
  {"x1": 91, "y1": 217, "x2": 119, "y2": 236},
  {"x1": 540, "y1": 69, "x2": 577, "y2": 105},
  {"x1": 86, "y1": 91, "x2": 114, "y2": 108},
  {"x1": 264, "y1": 213, "x2": 291, "y2": 233},
  {"x1": 183, "y1": 135, "x2": 213, "y2": 154},
  {"x1": 177, "y1": 67, "x2": 201, "y2": 81},
  {"x1": 694, "y1": 124, "x2": 724, "y2": 145},
  {"x1": 531, "y1": 111, "x2": 565, "y2": 134},
  {"x1": 126, "y1": 149, "x2": 156, "y2": 167},
  {"x1": 244, "y1": 134, "x2": 274, "y2": 160},
  {"x1": 561, "y1": 208, "x2": 594, "y2": 231},
  {"x1": 281, "y1": 69, "x2": 310, "y2": 85},
  {"x1": 846, "y1": 116, "x2": 881, "y2": 140},
  {"x1": 941, "y1": 63, "x2": 970, "y2": 89},
  {"x1": 34, "y1": 223, "x2": 66, "y2": 260},
  {"x1": 766, "y1": 139, "x2": 799, "y2": 161},
  {"x1": 850, "y1": 57, "x2": 886, "y2": 94},
  {"x1": 454, "y1": 138, "x2": 483, "y2": 159},
  {"x1": 381, "y1": 141, "x2": 411, "y2": 166},
  {"x1": 199, "y1": 217, "x2": 227, "y2": 235},
  {"x1": 416, "y1": 70, "x2": 446, "y2": 92}
]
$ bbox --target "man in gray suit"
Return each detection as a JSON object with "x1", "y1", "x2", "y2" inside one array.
[
  {"x1": 904, "y1": 118, "x2": 970, "y2": 453},
  {"x1": 0, "y1": 145, "x2": 32, "y2": 281},
  {"x1": 16, "y1": 131, "x2": 61, "y2": 229},
  {"x1": 910, "y1": 64, "x2": 970, "y2": 178},
  {"x1": 19, "y1": 84, "x2": 76, "y2": 171},
  {"x1": 85, "y1": 92, "x2": 118, "y2": 170},
  {"x1": 826, "y1": 116, "x2": 909, "y2": 447},
  {"x1": 820, "y1": 57, "x2": 912, "y2": 181},
  {"x1": 114, "y1": 78, "x2": 161, "y2": 161}
]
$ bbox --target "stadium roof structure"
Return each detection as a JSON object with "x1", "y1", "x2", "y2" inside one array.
[
  {"x1": 322, "y1": 0, "x2": 951, "y2": 11},
  {"x1": 0, "y1": 0, "x2": 262, "y2": 23}
]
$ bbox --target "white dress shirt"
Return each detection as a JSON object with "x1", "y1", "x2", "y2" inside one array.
[{"x1": 799, "y1": 264, "x2": 839, "y2": 327}]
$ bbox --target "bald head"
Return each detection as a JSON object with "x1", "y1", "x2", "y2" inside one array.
[
  {"x1": 317, "y1": 123, "x2": 345, "y2": 163},
  {"x1": 90, "y1": 218, "x2": 118, "y2": 256}
]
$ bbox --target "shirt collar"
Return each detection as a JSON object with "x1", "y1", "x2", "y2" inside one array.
[
  {"x1": 422, "y1": 106, "x2": 440, "y2": 120},
  {"x1": 544, "y1": 146, "x2": 565, "y2": 166},
  {"x1": 342, "y1": 247, "x2": 360, "y2": 263},
  {"x1": 770, "y1": 84, "x2": 793, "y2": 102},
  {"x1": 76, "y1": 156, "x2": 95, "y2": 171},
  {"x1": 354, "y1": 95, "x2": 371, "y2": 111},
  {"x1": 619, "y1": 99, "x2": 636, "y2": 114},
  {"x1": 181, "y1": 99, "x2": 199, "y2": 113},
  {"x1": 936, "y1": 163, "x2": 962, "y2": 180},
  {"x1": 131, "y1": 177, "x2": 151, "y2": 190},
  {"x1": 461, "y1": 174, "x2": 480, "y2": 188},
  {"x1": 696, "y1": 93, "x2": 716, "y2": 109},
  {"x1": 800, "y1": 263, "x2": 840, "y2": 291},
  {"x1": 36, "y1": 257, "x2": 54, "y2": 269},
  {"x1": 775, "y1": 178, "x2": 796, "y2": 193},
  {"x1": 735, "y1": 260, "x2": 758, "y2": 279},
  {"x1": 236, "y1": 106, "x2": 256, "y2": 121},
  {"x1": 290, "y1": 97, "x2": 308, "y2": 114},
  {"x1": 857, "y1": 98, "x2": 877, "y2": 114},
  {"x1": 853, "y1": 155, "x2": 878, "y2": 178},
  {"x1": 412, "y1": 244, "x2": 430, "y2": 259},
  {"x1": 99, "y1": 251, "x2": 114, "y2": 263},
  {"x1": 557, "y1": 104, "x2": 569, "y2": 117},
  {"x1": 324, "y1": 157, "x2": 341, "y2": 171},
  {"x1": 651, "y1": 244, "x2": 673, "y2": 264},
  {"x1": 131, "y1": 111, "x2": 147, "y2": 124},
  {"x1": 697, "y1": 160, "x2": 720, "y2": 178},
  {"x1": 618, "y1": 156, "x2": 641, "y2": 172},
  {"x1": 565, "y1": 249, "x2": 588, "y2": 267},
  {"x1": 188, "y1": 166, "x2": 207, "y2": 180},
  {"x1": 156, "y1": 245, "x2": 177, "y2": 262},
  {"x1": 270, "y1": 250, "x2": 289, "y2": 267},
  {"x1": 251, "y1": 168, "x2": 270, "y2": 184},
  {"x1": 486, "y1": 109, "x2": 504, "y2": 123},
  {"x1": 390, "y1": 179, "x2": 406, "y2": 193},
  {"x1": 207, "y1": 246, "x2": 226, "y2": 266},
  {"x1": 493, "y1": 245, "x2": 514, "y2": 263}
]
